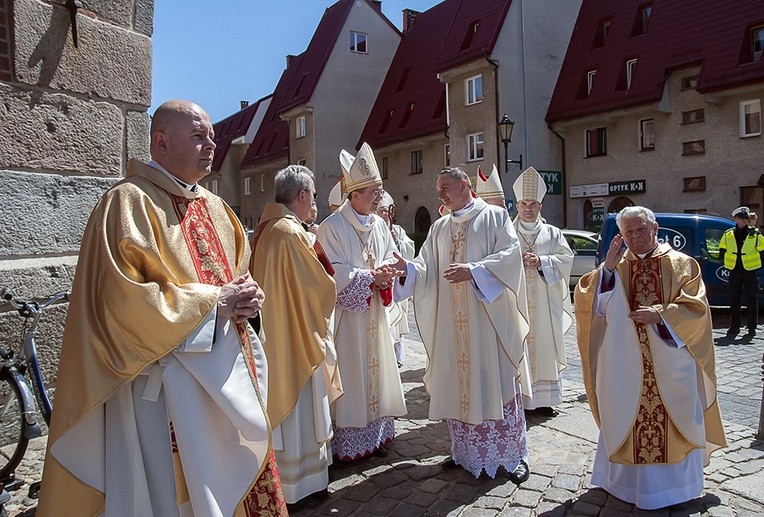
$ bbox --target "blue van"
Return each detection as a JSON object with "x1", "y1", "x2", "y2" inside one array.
[{"x1": 596, "y1": 212, "x2": 764, "y2": 306}]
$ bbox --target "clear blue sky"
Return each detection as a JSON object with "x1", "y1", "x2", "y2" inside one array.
[{"x1": 151, "y1": 1, "x2": 441, "y2": 124}]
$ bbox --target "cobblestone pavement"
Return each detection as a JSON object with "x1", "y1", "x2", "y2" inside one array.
[{"x1": 3, "y1": 307, "x2": 763, "y2": 516}]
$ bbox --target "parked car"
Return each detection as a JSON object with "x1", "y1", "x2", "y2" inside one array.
[
  {"x1": 562, "y1": 229, "x2": 599, "y2": 289},
  {"x1": 596, "y1": 212, "x2": 764, "y2": 306}
]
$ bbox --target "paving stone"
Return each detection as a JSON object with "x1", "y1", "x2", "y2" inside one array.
[
  {"x1": 369, "y1": 469, "x2": 411, "y2": 489},
  {"x1": 577, "y1": 488, "x2": 608, "y2": 506},
  {"x1": 552, "y1": 473, "x2": 581, "y2": 491},
  {"x1": 343, "y1": 484, "x2": 381, "y2": 502},
  {"x1": 320, "y1": 499, "x2": 362, "y2": 515},
  {"x1": 521, "y1": 473, "x2": 552, "y2": 491},
  {"x1": 419, "y1": 478, "x2": 451, "y2": 494},
  {"x1": 571, "y1": 500, "x2": 601, "y2": 516},
  {"x1": 604, "y1": 495, "x2": 634, "y2": 511},
  {"x1": 706, "y1": 506, "x2": 735, "y2": 517},
  {"x1": 485, "y1": 482, "x2": 518, "y2": 499},
  {"x1": 426, "y1": 499, "x2": 465, "y2": 516},
  {"x1": 406, "y1": 491, "x2": 440, "y2": 508},
  {"x1": 536, "y1": 501, "x2": 567, "y2": 515},
  {"x1": 358, "y1": 497, "x2": 400, "y2": 515},
  {"x1": 497, "y1": 507, "x2": 533, "y2": 517},
  {"x1": 379, "y1": 485, "x2": 411, "y2": 501},
  {"x1": 542, "y1": 487, "x2": 575, "y2": 504},
  {"x1": 511, "y1": 489, "x2": 543, "y2": 508},
  {"x1": 472, "y1": 495, "x2": 506, "y2": 510},
  {"x1": 394, "y1": 503, "x2": 431, "y2": 516},
  {"x1": 406, "y1": 464, "x2": 446, "y2": 481},
  {"x1": 599, "y1": 509, "x2": 632, "y2": 517}
]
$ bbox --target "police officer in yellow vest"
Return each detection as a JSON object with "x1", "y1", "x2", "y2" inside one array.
[{"x1": 719, "y1": 206, "x2": 764, "y2": 337}]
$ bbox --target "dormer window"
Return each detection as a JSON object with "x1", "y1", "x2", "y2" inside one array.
[
  {"x1": 296, "y1": 116, "x2": 306, "y2": 139},
  {"x1": 753, "y1": 26, "x2": 764, "y2": 62},
  {"x1": 631, "y1": 4, "x2": 652, "y2": 37},
  {"x1": 592, "y1": 17, "x2": 612, "y2": 48},
  {"x1": 460, "y1": 20, "x2": 480, "y2": 51},
  {"x1": 350, "y1": 31, "x2": 368, "y2": 54},
  {"x1": 587, "y1": 70, "x2": 597, "y2": 96},
  {"x1": 626, "y1": 59, "x2": 638, "y2": 89}
]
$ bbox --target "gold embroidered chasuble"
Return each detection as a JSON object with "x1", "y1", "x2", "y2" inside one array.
[
  {"x1": 250, "y1": 202, "x2": 342, "y2": 429},
  {"x1": 39, "y1": 160, "x2": 283, "y2": 516},
  {"x1": 411, "y1": 198, "x2": 531, "y2": 425},
  {"x1": 575, "y1": 243, "x2": 727, "y2": 466}
]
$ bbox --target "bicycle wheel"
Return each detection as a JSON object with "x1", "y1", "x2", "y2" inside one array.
[{"x1": 0, "y1": 376, "x2": 28, "y2": 481}]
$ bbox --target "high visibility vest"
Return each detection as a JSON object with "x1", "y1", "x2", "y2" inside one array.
[{"x1": 720, "y1": 228, "x2": 764, "y2": 270}]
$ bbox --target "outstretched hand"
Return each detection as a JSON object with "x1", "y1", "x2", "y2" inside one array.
[
  {"x1": 604, "y1": 234, "x2": 626, "y2": 271},
  {"x1": 444, "y1": 263, "x2": 473, "y2": 283}
]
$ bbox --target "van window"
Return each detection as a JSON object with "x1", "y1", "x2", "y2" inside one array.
[
  {"x1": 704, "y1": 227, "x2": 726, "y2": 260},
  {"x1": 657, "y1": 226, "x2": 692, "y2": 254}
]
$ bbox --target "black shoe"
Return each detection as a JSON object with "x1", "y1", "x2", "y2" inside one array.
[
  {"x1": 373, "y1": 445, "x2": 389, "y2": 457},
  {"x1": 440, "y1": 457, "x2": 458, "y2": 469},
  {"x1": 535, "y1": 407, "x2": 558, "y2": 417},
  {"x1": 508, "y1": 460, "x2": 530, "y2": 486},
  {"x1": 745, "y1": 329, "x2": 756, "y2": 337},
  {"x1": 726, "y1": 328, "x2": 739, "y2": 336}
]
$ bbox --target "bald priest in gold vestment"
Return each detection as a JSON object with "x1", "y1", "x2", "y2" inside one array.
[
  {"x1": 38, "y1": 100, "x2": 287, "y2": 516},
  {"x1": 574, "y1": 206, "x2": 726, "y2": 510}
]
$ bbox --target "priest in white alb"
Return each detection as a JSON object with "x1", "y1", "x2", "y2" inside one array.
[
  {"x1": 392, "y1": 166, "x2": 531, "y2": 483},
  {"x1": 575, "y1": 206, "x2": 727, "y2": 509},
  {"x1": 316, "y1": 143, "x2": 406, "y2": 461},
  {"x1": 511, "y1": 167, "x2": 573, "y2": 415}
]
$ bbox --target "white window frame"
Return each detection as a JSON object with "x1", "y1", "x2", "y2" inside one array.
[
  {"x1": 740, "y1": 99, "x2": 762, "y2": 137},
  {"x1": 753, "y1": 26, "x2": 764, "y2": 62},
  {"x1": 444, "y1": 144, "x2": 451, "y2": 166},
  {"x1": 467, "y1": 132, "x2": 484, "y2": 162},
  {"x1": 585, "y1": 127, "x2": 607, "y2": 157},
  {"x1": 259, "y1": 174, "x2": 265, "y2": 193},
  {"x1": 296, "y1": 116, "x2": 306, "y2": 139},
  {"x1": 639, "y1": 118, "x2": 654, "y2": 151},
  {"x1": 626, "y1": 59, "x2": 638, "y2": 89},
  {"x1": 350, "y1": 31, "x2": 368, "y2": 54},
  {"x1": 244, "y1": 177, "x2": 251, "y2": 195},
  {"x1": 587, "y1": 70, "x2": 596, "y2": 95},
  {"x1": 465, "y1": 74, "x2": 483, "y2": 105},
  {"x1": 211, "y1": 179, "x2": 219, "y2": 195}
]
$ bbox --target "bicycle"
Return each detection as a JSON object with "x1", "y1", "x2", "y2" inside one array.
[{"x1": 0, "y1": 287, "x2": 68, "y2": 497}]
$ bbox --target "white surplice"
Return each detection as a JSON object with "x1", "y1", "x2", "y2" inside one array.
[
  {"x1": 316, "y1": 201, "x2": 406, "y2": 459},
  {"x1": 514, "y1": 218, "x2": 573, "y2": 408}
]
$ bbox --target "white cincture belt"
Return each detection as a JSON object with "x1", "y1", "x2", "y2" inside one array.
[{"x1": 138, "y1": 363, "x2": 163, "y2": 402}]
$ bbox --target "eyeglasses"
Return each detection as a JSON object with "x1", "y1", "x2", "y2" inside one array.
[{"x1": 365, "y1": 188, "x2": 385, "y2": 198}]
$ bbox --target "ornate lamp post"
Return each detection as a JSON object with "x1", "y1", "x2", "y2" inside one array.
[{"x1": 498, "y1": 113, "x2": 523, "y2": 173}]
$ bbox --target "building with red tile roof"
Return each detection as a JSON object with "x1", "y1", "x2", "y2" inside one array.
[
  {"x1": 360, "y1": 0, "x2": 581, "y2": 231},
  {"x1": 547, "y1": 0, "x2": 764, "y2": 228},
  {"x1": 234, "y1": 0, "x2": 400, "y2": 226}
]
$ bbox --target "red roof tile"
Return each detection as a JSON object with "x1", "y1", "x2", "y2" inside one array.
[
  {"x1": 359, "y1": 0, "x2": 512, "y2": 149},
  {"x1": 546, "y1": 0, "x2": 764, "y2": 124},
  {"x1": 211, "y1": 96, "x2": 267, "y2": 172}
]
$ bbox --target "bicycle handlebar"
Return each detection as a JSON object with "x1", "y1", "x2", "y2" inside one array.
[{"x1": 0, "y1": 287, "x2": 70, "y2": 316}]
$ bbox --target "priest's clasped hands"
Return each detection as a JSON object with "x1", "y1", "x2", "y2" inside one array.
[{"x1": 218, "y1": 274, "x2": 266, "y2": 323}]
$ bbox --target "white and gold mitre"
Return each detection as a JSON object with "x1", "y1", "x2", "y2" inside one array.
[
  {"x1": 328, "y1": 178, "x2": 345, "y2": 210},
  {"x1": 379, "y1": 191, "x2": 394, "y2": 208},
  {"x1": 512, "y1": 166, "x2": 547, "y2": 202},
  {"x1": 339, "y1": 142, "x2": 382, "y2": 193},
  {"x1": 475, "y1": 164, "x2": 504, "y2": 202}
]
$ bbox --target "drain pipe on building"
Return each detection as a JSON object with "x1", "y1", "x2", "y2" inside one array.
[{"x1": 548, "y1": 124, "x2": 567, "y2": 228}]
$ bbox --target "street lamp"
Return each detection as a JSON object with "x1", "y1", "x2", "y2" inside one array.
[{"x1": 498, "y1": 113, "x2": 523, "y2": 173}]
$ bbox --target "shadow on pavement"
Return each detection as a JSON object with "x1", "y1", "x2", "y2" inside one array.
[{"x1": 541, "y1": 489, "x2": 723, "y2": 516}]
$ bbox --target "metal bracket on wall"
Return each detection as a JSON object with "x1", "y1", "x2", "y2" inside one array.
[{"x1": 65, "y1": 0, "x2": 83, "y2": 48}]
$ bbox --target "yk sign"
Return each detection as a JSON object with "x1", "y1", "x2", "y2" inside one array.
[{"x1": 608, "y1": 180, "x2": 646, "y2": 195}]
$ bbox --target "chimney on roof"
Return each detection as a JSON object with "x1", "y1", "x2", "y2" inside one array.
[
  {"x1": 286, "y1": 54, "x2": 297, "y2": 68},
  {"x1": 240, "y1": 100, "x2": 249, "y2": 110},
  {"x1": 370, "y1": 0, "x2": 382, "y2": 13},
  {"x1": 403, "y1": 9, "x2": 420, "y2": 31}
]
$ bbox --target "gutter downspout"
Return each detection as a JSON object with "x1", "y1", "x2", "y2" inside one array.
[
  {"x1": 548, "y1": 124, "x2": 567, "y2": 227},
  {"x1": 487, "y1": 57, "x2": 501, "y2": 171}
]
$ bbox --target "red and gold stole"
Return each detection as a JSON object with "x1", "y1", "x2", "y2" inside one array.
[
  {"x1": 627, "y1": 257, "x2": 668, "y2": 464},
  {"x1": 171, "y1": 194, "x2": 288, "y2": 516}
]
